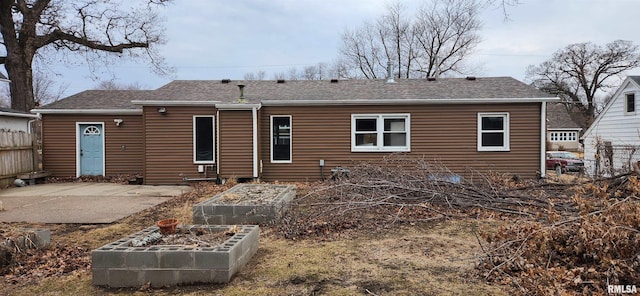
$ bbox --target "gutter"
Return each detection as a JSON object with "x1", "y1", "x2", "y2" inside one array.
[
  {"x1": 2, "y1": 111, "x2": 40, "y2": 118},
  {"x1": 131, "y1": 100, "x2": 220, "y2": 106},
  {"x1": 252, "y1": 106, "x2": 258, "y2": 178},
  {"x1": 216, "y1": 103, "x2": 261, "y2": 110},
  {"x1": 262, "y1": 97, "x2": 560, "y2": 106},
  {"x1": 540, "y1": 101, "x2": 547, "y2": 178},
  {"x1": 33, "y1": 109, "x2": 141, "y2": 115}
]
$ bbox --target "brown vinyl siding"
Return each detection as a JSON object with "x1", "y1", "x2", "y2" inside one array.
[
  {"x1": 218, "y1": 110, "x2": 254, "y2": 179},
  {"x1": 260, "y1": 103, "x2": 542, "y2": 182},
  {"x1": 143, "y1": 106, "x2": 216, "y2": 185},
  {"x1": 41, "y1": 114, "x2": 143, "y2": 177}
]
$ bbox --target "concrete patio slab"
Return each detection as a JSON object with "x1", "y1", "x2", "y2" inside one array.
[{"x1": 0, "y1": 183, "x2": 191, "y2": 224}]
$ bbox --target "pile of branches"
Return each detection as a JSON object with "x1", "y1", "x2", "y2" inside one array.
[
  {"x1": 278, "y1": 154, "x2": 573, "y2": 239},
  {"x1": 477, "y1": 176, "x2": 640, "y2": 295}
]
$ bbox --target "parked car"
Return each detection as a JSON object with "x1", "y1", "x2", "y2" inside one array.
[{"x1": 546, "y1": 151, "x2": 584, "y2": 172}]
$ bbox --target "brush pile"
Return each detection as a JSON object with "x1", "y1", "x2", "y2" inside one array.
[{"x1": 277, "y1": 154, "x2": 640, "y2": 295}]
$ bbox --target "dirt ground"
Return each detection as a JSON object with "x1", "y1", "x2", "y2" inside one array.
[{"x1": 0, "y1": 181, "x2": 516, "y2": 295}]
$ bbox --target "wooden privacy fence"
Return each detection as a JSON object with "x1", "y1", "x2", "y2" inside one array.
[{"x1": 0, "y1": 131, "x2": 37, "y2": 187}]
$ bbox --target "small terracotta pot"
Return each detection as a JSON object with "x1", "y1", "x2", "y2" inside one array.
[{"x1": 157, "y1": 218, "x2": 179, "y2": 235}]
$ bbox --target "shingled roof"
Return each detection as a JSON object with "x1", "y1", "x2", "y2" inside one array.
[
  {"x1": 151, "y1": 76, "x2": 553, "y2": 103},
  {"x1": 39, "y1": 90, "x2": 152, "y2": 110},
  {"x1": 546, "y1": 103, "x2": 583, "y2": 130},
  {"x1": 37, "y1": 76, "x2": 555, "y2": 112}
]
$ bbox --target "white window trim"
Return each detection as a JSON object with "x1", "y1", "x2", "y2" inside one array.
[
  {"x1": 477, "y1": 112, "x2": 510, "y2": 152},
  {"x1": 270, "y1": 115, "x2": 292, "y2": 163},
  {"x1": 351, "y1": 113, "x2": 411, "y2": 152},
  {"x1": 193, "y1": 115, "x2": 215, "y2": 164},
  {"x1": 549, "y1": 131, "x2": 577, "y2": 142},
  {"x1": 624, "y1": 92, "x2": 636, "y2": 115}
]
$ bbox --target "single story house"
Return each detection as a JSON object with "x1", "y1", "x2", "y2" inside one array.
[
  {"x1": 546, "y1": 103, "x2": 583, "y2": 151},
  {"x1": 33, "y1": 77, "x2": 557, "y2": 185},
  {"x1": 0, "y1": 107, "x2": 40, "y2": 133},
  {"x1": 582, "y1": 76, "x2": 640, "y2": 176}
]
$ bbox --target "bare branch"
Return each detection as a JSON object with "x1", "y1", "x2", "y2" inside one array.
[{"x1": 526, "y1": 40, "x2": 640, "y2": 126}]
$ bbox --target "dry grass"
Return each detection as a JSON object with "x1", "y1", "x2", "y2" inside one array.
[
  {"x1": 1, "y1": 219, "x2": 514, "y2": 295},
  {"x1": 0, "y1": 181, "x2": 516, "y2": 295}
]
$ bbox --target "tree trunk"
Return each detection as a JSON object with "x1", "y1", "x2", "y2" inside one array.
[
  {"x1": 0, "y1": 0, "x2": 36, "y2": 112},
  {"x1": 5, "y1": 54, "x2": 35, "y2": 112}
]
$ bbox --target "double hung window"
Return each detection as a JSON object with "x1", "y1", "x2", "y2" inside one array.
[
  {"x1": 352, "y1": 114, "x2": 410, "y2": 152},
  {"x1": 477, "y1": 112, "x2": 509, "y2": 151}
]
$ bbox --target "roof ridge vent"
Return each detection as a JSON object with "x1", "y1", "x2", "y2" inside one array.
[
  {"x1": 466, "y1": 76, "x2": 476, "y2": 81},
  {"x1": 277, "y1": 79, "x2": 285, "y2": 84},
  {"x1": 221, "y1": 79, "x2": 231, "y2": 83}
]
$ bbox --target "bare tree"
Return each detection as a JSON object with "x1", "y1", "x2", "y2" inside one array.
[
  {"x1": 32, "y1": 70, "x2": 68, "y2": 106},
  {"x1": 0, "y1": 0, "x2": 172, "y2": 112},
  {"x1": 339, "y1": 0, "x2": 481, "y2": 79},
  {"x1": 272, "y1": 71, "x2": 286, "y2": 80},
  {"x1": 244, "y1": 70, "x2": 266, "y2": 80},
  {"x1": 94, "y1": 80, "x2": 145, "y2": 90},
  {"x1": 246, "y1": 62, "x2": 344, "y2": 81},
  {"x1": 413, "y1": 0, "x2": 481, "y2": 77},
  {"x1": 526, "y1": 40, "x2": 640, "y2": 126},
  {"x1": 301, "y1": 62, "x2": 329, "y2": 80},
  {"x1": 286, "y1": 67, "x2": 299, "y2": 81}
]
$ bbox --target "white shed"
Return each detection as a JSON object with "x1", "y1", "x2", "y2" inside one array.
[{"x1": 582, "y1": 76, "x2": 640, "y2": 176}]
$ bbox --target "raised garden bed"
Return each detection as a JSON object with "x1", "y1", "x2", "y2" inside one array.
[
  {"x1": 91, "y1": 224, "x2": 259, "y2": 288},
  {"x1": 193, "y1": 184, "x2": 296, "y2": 225}
]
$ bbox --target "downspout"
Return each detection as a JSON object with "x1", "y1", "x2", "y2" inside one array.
[
  {"x1": 216, "y1": 110, "x2": 220, "y2": 178},
  {"x1": 540, "y1": 101, "x2": 547, "y2": 178},
  {"x1": 252, "y1": 106, "x2": 258, "y2": 178}
]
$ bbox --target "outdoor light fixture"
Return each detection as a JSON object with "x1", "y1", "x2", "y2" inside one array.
[
  {"x1": 114, "y1": 118, "x2": 123, "y2": 126},
  {"x1": 157, "y1": 107, "x2": 167, "y2": 114}
]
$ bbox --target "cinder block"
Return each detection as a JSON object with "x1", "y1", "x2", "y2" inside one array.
[
  {"x1": 21, "y1": 228, "x2": 51, "y2": 248},
  {"x1": 107, "y1": 269, "x2": 143, "y2": 288},
  {"x1": 194, "y1": 251, "x2": 230, "y2": 269},
  {"x1": 178, "y1": 269, "x2": 213, "y2": 284},
  {"x1": 159, "y1": 251, "x2": 195, "y2": 268},
  {"x1": 92, "y1": 250, "x2": 125, "y2": 268},
  {"x1": 125, "y1": 250, "x2": 159, "y2": 268},
  {"x1": 91, "y1": 224, "x2": 259, "y2": 287},
  {"x1": 91, "y1": 268, "x2": 108, "y2": 286},
  {"x1": 193, "y1": 214, "x2": 224, "y2": 225},
  {"x1": 211, "y1": 269, "x2": 233, "y2": 283},
  {"x1": 146, "y1": 269, "x2": 178, "y2": 287},
  {"x1": 192, "y1": 184, "x2": 296, "y2": 225}
]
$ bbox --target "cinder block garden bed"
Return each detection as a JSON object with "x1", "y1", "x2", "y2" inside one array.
[
  {"x1": 193, "y1": 184, "x2": 296, "y2": 225},
  {"x1": 91, "y1": 224, "x2": 259, "y2": 288}
]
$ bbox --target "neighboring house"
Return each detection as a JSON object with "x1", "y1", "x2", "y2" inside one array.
[
  {"x1": 0, "y1": 107, "x2": 39, "y2": 133},
  {"x1": 546, "y1": 103, "x2": 583, "y2": 151},
  {"x1": 582, "y1": 76, "x2": 640, "y2": 176},
  {"x1": 33, "y1": 77, "x2": 557, "y2": 185}
]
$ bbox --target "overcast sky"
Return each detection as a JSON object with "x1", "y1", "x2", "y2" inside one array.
[{"x1": 43, "y1": 0, "x2": 640, "y2": 96}]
